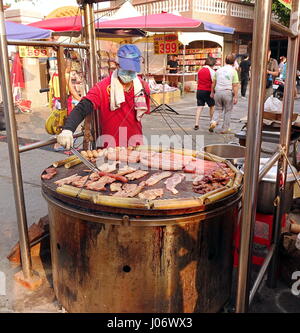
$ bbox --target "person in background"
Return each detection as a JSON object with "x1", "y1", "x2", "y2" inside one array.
[
  {"x1": 239, "y1": 54, "x2": 251, "y2": 99},
  {"x1": 167, "y1": 55, "x2": 179, "y2": 87},
  {"x1": 281, "y1": 61, "x2": 299, "y2": 98},
  {"x1": 209, "y1": 54, "x2": 239, "y2": 134},
  {"x1": 266, "y1": 50, "x2": 279, "y2": 100},
  {"x1": 278, "y1": 56, "x2": 287, "y2": 76},
  {"x1": 167, "y1": 55, "x2": 179, "y2": 73},
  {"x1": 57, "y1": 44, "x2": 151, "y2": 150},
  {"x1": 194, "y1": 57, "x2": 216, "y2": 130}
]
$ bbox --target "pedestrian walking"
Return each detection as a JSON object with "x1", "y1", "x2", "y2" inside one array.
[
  {"x1": 266, "y1": 50, "x2": 279, "y2": 100},
  {"x1": 194, "y1": 56, "x2": 216, "y2": 130},
  {"x1": 209, "y1": 54, "x2": 239, "y2": 134},
  {"x1": 239, "y1": 54, "x2": 251, "y2": 99}
]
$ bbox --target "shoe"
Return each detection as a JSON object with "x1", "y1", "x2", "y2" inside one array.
[
  {"x1": 209, "y1": 121, "x2": 217, "y2": 132},
  {"x1": 194, "y1": 125, "x2": 199, "y2": 130}
]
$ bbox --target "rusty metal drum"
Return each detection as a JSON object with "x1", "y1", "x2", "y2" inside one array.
[{"x1": 43, "y1": 190, "x2": 241, "y2": 313}]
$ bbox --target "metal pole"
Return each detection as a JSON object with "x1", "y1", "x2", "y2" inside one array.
[
  {"x1": 235, "y1": 0, "x2": 272, "y2": 313},
  {"x1": 182, "y1": 44, "x2": 186, "y2": 97},
  {"x1": 7, "y1": 40, "x2": 89, "y2": 49},
  {"x1": 258, "y1": 150, "x2": 281, "y2": 182},
  {"x1": 83, "y1": 2, "x2": 99, "y2": 150},
  {"x1": 267, "y1": 0, "x2": 300, "y2": 288},
  {"x1": 19, "y1": 132, "x2": 83, "y2": 153},
  {"x1": 57, "y1": 46, "x2": 68, "y2": 110},
  {"x1": 0, "y1": 1, "x2": 32, "y2": 278},
  {"x1": 249, "y1": 244, "x2": 275, "y2": 305}
]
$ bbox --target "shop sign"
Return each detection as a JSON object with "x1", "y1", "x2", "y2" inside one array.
[
  {"x1": 19, "y1": 46, "x2": 49, "y2": 58},
  {"x1": 154, "y1": 34, "x2": 179, "y2": 54}
]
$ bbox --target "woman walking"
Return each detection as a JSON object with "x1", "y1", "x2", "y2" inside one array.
[{"x1": 194, "y1": 57, "x2": 216, "y2": 130}]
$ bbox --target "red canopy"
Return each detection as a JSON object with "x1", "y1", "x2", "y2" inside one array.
[
  {"x1": 29, "y1": 16, "x2": 84, "y2": 32},
  {"x1": 97, "y1": 13, "x2": 202, "y2": 32},
  {"x1": 28, "y1": 15, "x2": 143, "y2": 37}
]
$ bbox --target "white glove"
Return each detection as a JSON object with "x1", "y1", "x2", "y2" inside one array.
[{"x1": 57, "y1": 129, "x2": 74, "y2": 150}]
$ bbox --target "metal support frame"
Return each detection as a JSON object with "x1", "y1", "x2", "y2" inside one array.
[
  {"x1": 0, "y1": 1, "x2": 32, "y2": 278},
  {"x1": 56, "y1": 45, "x2": 68, "y2": 110},
  {"x1": 236, "y1": 0, "x2": 300, "y2": 312},
  {"x1": 267, "y1": 0, "x2": 300, "y2": 288},
  {"x1": 83, "y1": 2, "x2": 99, "y2": 150},
  {"x1": 0, "y1": 1, "x2": 90, "y2": 282},
  {"x1": 235, "y1": 0, "x2": 273, "y2": 313}
]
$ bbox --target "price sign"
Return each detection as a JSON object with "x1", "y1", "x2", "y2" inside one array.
[
  {"x1": 154, "y1": 34, "x2": 179, "y2": 55},
  {"x1": 19, "y1": 46, "x2": 49, "y2": 58}
]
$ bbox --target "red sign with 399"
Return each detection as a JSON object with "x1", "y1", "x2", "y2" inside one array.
[{"x1": 154, "y1": 34, "x2": 179, "y2": 55}]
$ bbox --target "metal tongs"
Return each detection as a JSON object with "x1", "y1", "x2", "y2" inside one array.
[{"x1": 70, "y1": 147, "x2": 101, "y2": 173}]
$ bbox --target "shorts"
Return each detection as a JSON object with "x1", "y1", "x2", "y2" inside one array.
[{"x1": 197, "y1": 90, "x2": 215, "y2": 107}]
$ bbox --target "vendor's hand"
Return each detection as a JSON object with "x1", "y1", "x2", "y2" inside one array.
[
  {"x1": 233, "y1": 96, "x2": 238, "y2": 105},
  {"x1": 57, "y1": 129, "x2": 74, "y2": 150},
  {"x1": 210, "y1": 92, "x2": 215, "y2": 99}
]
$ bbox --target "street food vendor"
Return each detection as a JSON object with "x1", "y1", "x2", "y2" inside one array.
[{"x1": 57, "y1": 44, "x2": 151, "y2": 149}]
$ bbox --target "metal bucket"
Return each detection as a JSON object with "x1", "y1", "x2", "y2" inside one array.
[
  {"x1": 202, "y1": 144, "x2": 246, "y2": 166},
  {"x1": 44, "y1": 190, "x2": 241, "y2": 313}
]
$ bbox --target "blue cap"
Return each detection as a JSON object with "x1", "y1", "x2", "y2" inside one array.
[{"x1": 117, "y1": 44, "x2": 141, "y2": 72}]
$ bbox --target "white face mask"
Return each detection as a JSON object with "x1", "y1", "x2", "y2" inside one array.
[{"x1": 118, "y1": 69, "x2": 137, "y2": 83}]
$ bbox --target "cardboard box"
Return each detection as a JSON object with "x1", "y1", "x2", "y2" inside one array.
[{"x1": 151, "y1": 89, "x2": 181, "y2": 105}]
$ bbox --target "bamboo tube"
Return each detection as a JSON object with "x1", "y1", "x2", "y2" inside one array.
[
  {"x1": 150, "y1": 197, "x2": 203, "y2": 210},
  {"x1": 202, "y1": 151, "x2": 225, "y2": 163},
  {"x1": 92, "y1": 194, "x2": 146, "y2": 209},
  {"x1": 56, "y1": 185, "x2": 95, "y2": 200},
  {"x1": 233, "y1": 172, "x2": 243, "y2": 188},
  {"x1": 64, "y1": 158, "x2": 82, "y2": 169},
  {"x1": 204, "y1": 187, "x2": 237, "y2": 205},
  {"x1": 52, "y1": 155, "x2": 78, "y2": 168},
  {"x1": 170, "y1": 148, "x2": 197, "y2": 157},
  {"x1": 197, "y1": 187, "x2": 227, "y2": 203}
]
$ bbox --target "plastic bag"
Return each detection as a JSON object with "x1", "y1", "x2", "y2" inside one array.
[{"x1": 264, "y1": 96, "x2": 283, "y2": 112}]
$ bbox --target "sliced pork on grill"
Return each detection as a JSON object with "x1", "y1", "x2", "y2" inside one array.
[
  {"x1": 184, "y1": 159, "x2": 226, "y2": 175},
  {"x1": 72, "y1": 175, "x2": 89, "y2": 188},
  {"x1": 165, "y1": 173, "x2": 185, "y2": 195},
  {"x1": 145, "y1": 171, "x2": 172, "y2": 186},
  {"x1": 125, "y1": 170, "x2": 149, "y2": 181},
  {"x1": 41, "y1": 167, "x2": 57, "y2": 180},
  {"x1": 138, "y1": 188, "x2": 164, "y2": 201},
  {"x1": 192, "y1": 167, "x2": 235, "y2": 194},
  {"x1": 98, "y1": 161, "x2": 119, "y2": 173},
  {"x1": 110, "y1": 182, "x2": 123, "y2": 192},
  {"x1": 54, "y1": 174, "x2": 82, "y2": 187},
  {"x1": 86, "y1": 176, "x2": 115, "y2": 191},
  {"x1": 117, "y1": 165, "x2": 137, "y2": 176},
  {"x1": 114, "y1": 181, "x2": 146, "y2": 198},
  {"x1": 140, "y1": 152, "x2": 192, "y2": 171}
]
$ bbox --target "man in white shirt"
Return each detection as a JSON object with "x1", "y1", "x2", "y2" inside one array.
[{"x1": 210, "y1": 54, "x2": 239, "y2": 134}]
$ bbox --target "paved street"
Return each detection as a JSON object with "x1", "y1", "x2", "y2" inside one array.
[{"x1": 0, "y1": 91, "x2": 299, "y2": 313}]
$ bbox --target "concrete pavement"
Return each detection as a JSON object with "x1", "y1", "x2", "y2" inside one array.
[{"x1": 0, "y1": 92, "x2": 299, "y2": 313}]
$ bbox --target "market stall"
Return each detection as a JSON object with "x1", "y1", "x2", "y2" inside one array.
[{"x1": 41, "y1": 145, "x2": 242, "y2": 313}]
